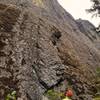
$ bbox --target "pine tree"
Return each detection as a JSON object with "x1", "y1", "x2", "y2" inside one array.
[{"x1": 87, "y1": 0, "x2": 100, "y2": 32}]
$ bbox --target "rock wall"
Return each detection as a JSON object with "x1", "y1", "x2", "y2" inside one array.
[{"x1": 0, "y1": 0, "x2": 100, "y2": 100}]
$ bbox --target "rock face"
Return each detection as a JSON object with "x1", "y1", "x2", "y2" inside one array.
[
  {"x1": 0, "y1": 0, "x2": 100, "y2": 100},
  {"x1": 76, "y1": 19, "x2": 100, "y2": 50}
]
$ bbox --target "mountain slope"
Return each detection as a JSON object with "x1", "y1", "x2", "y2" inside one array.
[{"x1": 0, "y1": 0, "x2": 100, "y2": 100}]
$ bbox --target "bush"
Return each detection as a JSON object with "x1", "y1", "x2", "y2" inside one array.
[
  {"x1": 6, "y1": 91, "x2": 16, "y2": 100},
  {"x1": 45, "y1": 89, "x2": 65, "y2": 100}
]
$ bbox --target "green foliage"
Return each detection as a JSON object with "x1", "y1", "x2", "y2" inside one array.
[
  {"x1": 45, "y1": 89, "x2": 65, "y2": 100},
  {"x1": 94, "y1": 67, "x2": 100, "y2": 94},
  {"x1": 93, "y1": 96, "x2": 100, "y2": 100},
  {"x1": 96, "y1": 68, "x2": 100, "y2": 76},
  {"x1": 6, "y1": 91, "x2": 16, "y2": 100}
]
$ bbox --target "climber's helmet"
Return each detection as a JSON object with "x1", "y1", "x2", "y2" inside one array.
[{"x1": 66, "y1": 89, "x2": 73, "y2": 97}]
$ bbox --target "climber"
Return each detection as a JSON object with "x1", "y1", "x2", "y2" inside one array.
[{"x1": 62, "y1": 89, "x2": 73, "y2": 100}]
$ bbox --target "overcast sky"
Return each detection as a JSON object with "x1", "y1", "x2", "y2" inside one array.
[{"x1": 58, "y1": 0, "x2": 100, "y2": 27}]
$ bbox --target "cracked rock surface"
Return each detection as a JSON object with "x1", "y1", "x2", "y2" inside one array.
[{"x1": 0, "y1": 0, "x2": 100, "y2": 100}]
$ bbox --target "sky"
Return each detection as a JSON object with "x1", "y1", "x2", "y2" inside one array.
[{"x1": 58, "y1": 0, "x2": 100, "y2": 27}]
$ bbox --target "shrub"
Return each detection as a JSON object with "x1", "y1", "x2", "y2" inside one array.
[
  {"x1": 6, "y1": 91, "x2": 16, "y2": 100},
  {"x1": 45, "y1": 89, "x2": 65, "y2": 100}
]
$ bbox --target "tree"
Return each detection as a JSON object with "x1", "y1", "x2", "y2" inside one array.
[
  {"x1": 87, "y1": 0, "x2": 100, "y2": 32},
  {"x1": 88, "y1": 0, "x2": 100, "y2": 15}
]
